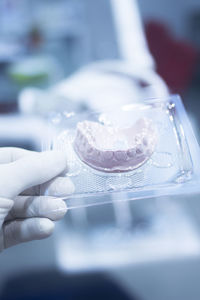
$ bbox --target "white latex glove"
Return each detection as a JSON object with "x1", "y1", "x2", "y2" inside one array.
[{"x1": 0, "y1": 147, "x2": 74, "y2": 252}]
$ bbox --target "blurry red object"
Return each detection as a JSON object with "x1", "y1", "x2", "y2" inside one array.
[{"x1": 145, "y1": 21, "x2": 198, "y2": 93}]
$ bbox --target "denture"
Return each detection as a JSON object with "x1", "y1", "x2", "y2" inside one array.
[{"x1": 73, "y1": 118, "x2": 157, "y2": 172}]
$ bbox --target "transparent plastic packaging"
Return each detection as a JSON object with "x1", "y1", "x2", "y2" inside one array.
[{"x1": 43, "y1": 95, "x2": 200, "y2": 209}]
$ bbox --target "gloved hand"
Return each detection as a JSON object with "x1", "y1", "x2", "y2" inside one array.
[{"x1": 0, "y1": 147, "x2": 74, "y2": 252}]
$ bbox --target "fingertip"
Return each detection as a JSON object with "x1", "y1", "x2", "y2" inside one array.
[
  {"x1": 67, "y1": 179, "x2": 75, "y2": 195},
  {"x1": 0, "y1": 198, "x2": 14, "y2": 210},
  {"x1": 42, "y1": 151, "x2": 68, "y2": 174},
  {"x1": 38, "y1": 218, "x2": 55, "y2": 237},
  {"x1": 47, "y1": 151, "x2": 67, "y2": 166},
  {"x1": 50, "y1": 198, "x2": 68, "y2": 220},
  {"x1": 4, "y1": 218, "x2": 56, "y2": 249},
  {"x1": 44, "y1": 177, "x2": 75, "y2": 197},
  {"x1": 5, "y1": 151, "x2": 69, "y2": 198},
  {"x1": 41, "y1": 197, "x2": 68, "y2": 221}
]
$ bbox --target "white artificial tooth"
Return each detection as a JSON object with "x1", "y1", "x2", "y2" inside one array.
[
  {"x1": 127, "y1": 148, "x2": 136, "y2": 158},
  {"x1": 94, "y1": 150, "x2": 101, "y2": 159},
  {"x1": 104, "y1": 151, "x2": 114, "y2": 160},
  {"x1": 136, "y1": 145, "x2": 143, "y2": 156},
  {"x1": 87, "y1": 146, "x2": 93, "y2": 155},
  {"x1": 114, "y1": 151, "x2": 127, "y2": 161},
  {"x1": 143, "y1": 137, "x2": 148, "y2": 147}
]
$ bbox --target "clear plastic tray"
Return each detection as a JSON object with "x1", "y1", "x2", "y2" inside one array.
[{"x1": 43, "y1": 95, "x2": 200, "y2": 209}]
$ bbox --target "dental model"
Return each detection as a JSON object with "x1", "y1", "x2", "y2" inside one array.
[{"x1": 73, "y1": 118, "x2": 157, "y2": 172}]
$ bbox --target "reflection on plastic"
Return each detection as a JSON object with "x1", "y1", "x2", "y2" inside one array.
[{"x1": 43, "y1": 95, "x2": 200, "y2": 208}]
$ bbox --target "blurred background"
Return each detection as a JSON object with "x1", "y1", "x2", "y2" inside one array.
[{"x1": 1, "y1": 0, "x2": 200, "y2": 300}]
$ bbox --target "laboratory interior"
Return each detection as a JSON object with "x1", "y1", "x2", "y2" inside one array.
[{"x1": 1, "y1": 0, "x2": 200, "y2": 299}]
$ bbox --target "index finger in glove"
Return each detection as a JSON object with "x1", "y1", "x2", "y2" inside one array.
[
  {"x1": 6, "y1": 196, "x2": 67, "y2": 221},
  {"x1": 22, "y1": 177, "x2": 75, "y2": 197},
  {"x1": 0, "y1": 147, "x2": 34, "y2": 164},
  {"x1": 0, "y1": 151, "x2": 68, "y2": 199}
]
